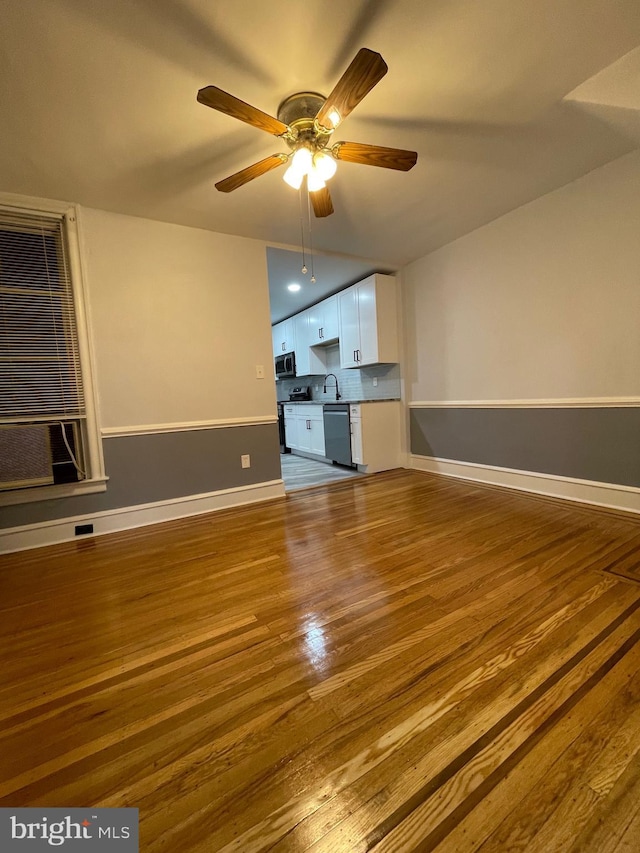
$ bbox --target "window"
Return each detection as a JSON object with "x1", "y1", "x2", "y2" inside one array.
[{"x1": 0, "y1": 196, "x2": 105, "y2": 504}]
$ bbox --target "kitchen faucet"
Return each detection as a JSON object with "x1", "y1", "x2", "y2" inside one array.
[{"x1": 323, "y1": 373, "x2": 341, "y2": 400}]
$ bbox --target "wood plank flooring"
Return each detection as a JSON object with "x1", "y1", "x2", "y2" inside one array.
[
  {"x1": 1, "y1": 470, "x2": 640, "y2": 851},
  {"x1": 280, "y1": 453, "x2": 363, "y2": 490}
]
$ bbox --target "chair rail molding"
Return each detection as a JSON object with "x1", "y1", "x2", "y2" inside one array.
[
  {"x1": 409, "y1": 398, "x2": 640, "y2": 408},
  {"x1": 101, "y1": 416, "x2": 277, "y2": 438}
]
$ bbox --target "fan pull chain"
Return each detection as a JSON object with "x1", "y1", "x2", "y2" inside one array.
[
  {"x1": 298, "y1": 185, "x2": 307, "y2": 274},
  {"x1": 306, "y1": 188, "x2": 316, "y2": 283}
]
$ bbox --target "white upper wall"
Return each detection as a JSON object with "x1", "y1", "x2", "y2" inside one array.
[
  {"x1": 403, "y1": 148, "x2": 640, "y2": 402},
  {"x1": 79, "y1": 207, "x2": 275, "y2": 427}
]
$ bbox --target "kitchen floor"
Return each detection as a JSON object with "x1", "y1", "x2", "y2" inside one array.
[{"x1": 280, "y1": 452, "x2": 363, "y2": 490}]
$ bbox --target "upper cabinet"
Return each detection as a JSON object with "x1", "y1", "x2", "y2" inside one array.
[
  {"x1": 271, "y1": 274, "x2": 399, "y2": 375},
  {"x1": 272, "y1": 317, "x2": 296, "y2": 358},
  {"x1": 307, "y1": 295, "x2": 339, "y2": 344},
  {"x1": 338, "y1": 274, "x2": 399, "y2": 368},
  {"x1": 293, "y1": 295, "x2": 340, "y2": 377},
  {"x1": 293, "y1": 310, "x2": 312, "y2": 376}
]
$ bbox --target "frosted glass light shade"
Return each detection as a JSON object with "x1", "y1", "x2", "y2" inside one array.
[
  {"x1": 307, "y1": 169, "x2": 326, "y2": 192},
  {"x1": 313, "y1": 151, "x2": 337, "y2": 181},
  {"x1": 283, "y1": 147, "x2": 313, "y2": 189},
  {"x1": 291, "y1": 147, "x2": 312, "y2": 173},
  {"x1": 283, "y1": 165, "x2": 304, "y2": 189}
]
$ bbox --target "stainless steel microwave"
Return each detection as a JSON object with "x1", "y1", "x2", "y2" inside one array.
[{"x1": 275, "y1": 351, "x2": 296, "y2": 379}]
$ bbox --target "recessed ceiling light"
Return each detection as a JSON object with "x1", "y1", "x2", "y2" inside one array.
[{"x1": 287, "y1": 283, "x2": 301, "y2": 292}]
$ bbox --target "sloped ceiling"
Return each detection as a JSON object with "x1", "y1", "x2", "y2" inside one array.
[
  {"x1": 1, "y1": 0, "x2": 639, "y2": 320},
  {"x1": 564, "y1": 45, "x2": 640, "y2": 145}
]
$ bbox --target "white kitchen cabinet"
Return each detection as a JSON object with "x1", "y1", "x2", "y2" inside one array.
[
  {"x1": 293, "y1": 310, "x2": 312, "y2": 376},
  {"x1": 312, "y1": 425, "x2": 325, "y2": 456},
  {"x1": 272, "y1": 318, "x2": 296, "y2": 358},
  {"x1": 299, "y1": 405, "x2": 325, "y2": 455},
  {"x1": 283, "y1": 404, "x2": 299, "y2": 450},
  {"x1": 307, "y1": 295, "x2": 339, "y2": 344},
  {"x1": 349, "y1": 402, "x2": 401, "y2": 472},
  {"x1": 338, "y1": 274, "x2": 399, "y2": 368},
  {"x1": 338, "y1": 287, "x2": 360, "y2": 369},
  {"x1": 349, "y1": 406, "x2": 363, "y2": 465},
  {"x1": 284, "y1": 404, "x2": 325, "y2": 456},
  {"x1": 295, "y1": 296, "x2": 340, "y2": 376}
]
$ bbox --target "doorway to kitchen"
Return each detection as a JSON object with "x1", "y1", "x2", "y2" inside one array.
[{"x1": 280, "y1": 453, "x2": 362, "y2": 491}]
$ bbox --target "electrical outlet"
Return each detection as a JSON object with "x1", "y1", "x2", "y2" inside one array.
[
  {"x1": 255, "y1": 364, "x2": 265, "y2": 379},
  {"x1": 372, "y1": 377, "x2": 378, "y2": 387},
  {"x1": 241, "y1": 454, "x2": 251, "y2": 468}
]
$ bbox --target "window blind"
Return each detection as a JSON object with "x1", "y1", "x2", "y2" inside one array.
[{"x1": 0, "y1": 208, "x2": 85, "y2": 422}]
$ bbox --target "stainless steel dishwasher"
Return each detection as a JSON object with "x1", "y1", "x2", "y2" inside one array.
[{"x1": 323, "y1": 403, "x2": 353, "y2": 467}]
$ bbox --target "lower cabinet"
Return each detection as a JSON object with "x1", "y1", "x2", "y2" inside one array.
[
  {"x1": 283, "y1": 404, "x2": 325, "y2": 456},
  {"x1": 349, "y1": 402, "x2": 401, "y2": 473},
  {"x1": 349, "y1": 406, "x2": 363, "y2": 465},
  {"x1": 284, "y1": 401, "x2": 401, "y2": 472},
  {"x1": 283, "y1": 406, "x2": 298, "y2": 450}
]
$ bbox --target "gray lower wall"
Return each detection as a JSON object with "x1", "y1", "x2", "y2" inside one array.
[
  {"x1": 1, "y1": 423, "x2": 281, "y2": 529},
  {"x1": 410, "y1": 407, "x2": 640, "y2": 488}
]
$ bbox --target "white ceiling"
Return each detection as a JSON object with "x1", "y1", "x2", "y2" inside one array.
[
  {"x1": 267, "y1": 247, "x2": 396, "y2": 324},
  {"x1": 2, "y1": 1, "x2": 640, "y2": 322}
]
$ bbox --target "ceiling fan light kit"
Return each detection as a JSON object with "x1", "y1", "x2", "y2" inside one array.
[
  {"x1": 313, "y1": 150, "x2": 337, "y2": 181},
  {"x1": 306, "y1": 169, "x2": 326, "y2": 193},
  {"x1": 283, "y1": 146, "x2": 314, "y2": 190},
  {"x1": 197, "y1": 48, "x2": 418, "y2": 217}
]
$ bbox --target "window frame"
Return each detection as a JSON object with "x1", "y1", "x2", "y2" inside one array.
[{"x1": 0, "y1": 192, "x2": 107, "y2": 507}]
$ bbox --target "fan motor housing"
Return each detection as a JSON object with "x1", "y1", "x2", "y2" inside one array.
[
  {"x1": 277, "y1": 92, "x2": 331, "y2": 149},
  {"x1": 277, "y1": 92, "x2": 325, "y2": 126}
]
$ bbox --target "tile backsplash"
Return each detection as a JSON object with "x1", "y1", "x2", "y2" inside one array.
[{"x1": 276, "y1": 344, "x2": 401, "y2": 403}]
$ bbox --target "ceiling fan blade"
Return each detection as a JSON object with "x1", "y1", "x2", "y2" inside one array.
[
  {"x1": 332, "y1": 141, "x2": 417, "y2": 171},
  {"x1": 310, "y1": 186, "x2": 334, "y2": 218},
  {"x1": 315, "y1": 48, "x2": 388, "y2": 131},
  {"x1": 197, "y1": 86, "x2": 289, "y2": 137},
  {"x1": 215, "y1": 154, "x2": 287, "y2": 193}
]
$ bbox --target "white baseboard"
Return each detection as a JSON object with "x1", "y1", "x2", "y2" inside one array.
[
  {"x1": 0, "y1": 480, "x2": 286, "y2": 554},
  {"x1": 409, "y1": 455, "x2": 640, "y2": 515}
]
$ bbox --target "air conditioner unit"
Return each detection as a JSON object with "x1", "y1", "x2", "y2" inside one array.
[{"x1": 0, "y1": 423, "x2": 81, "y2": 490}]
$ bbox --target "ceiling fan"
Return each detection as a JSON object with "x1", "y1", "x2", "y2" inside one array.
[{"x1": 197, "y1": 48, "x2": 418, "y2": 218}]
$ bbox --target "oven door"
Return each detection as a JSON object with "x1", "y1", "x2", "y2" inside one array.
[{"x1": 277, "y1": 404, "x2": 290, "y2": 453}]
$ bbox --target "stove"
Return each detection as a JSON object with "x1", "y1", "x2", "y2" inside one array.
[
  {"x1": 276, "y1": 403, "x2": 290, "y2": 453},
  {"x1": 288, "y1": 386, "x2": 311, "y2": 402}
]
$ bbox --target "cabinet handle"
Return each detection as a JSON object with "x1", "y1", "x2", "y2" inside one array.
[
  {"x1": 307, "y1": 419, "x2": 311, "y2": 429},
  {"x1": 353, "y1": 349, "x2": 357, "y2": 362},
  {"x1": 282, "y1": 342, "x2": 285, "y2": 351},
  {"x1": 356, "y1": 349, "x2": 361, "y2": 362},
  {"x1": 319, "y1": 327, "x2": 323, "y2": 339}
]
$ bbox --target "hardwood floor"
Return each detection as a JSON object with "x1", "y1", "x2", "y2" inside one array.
[{"x1": 1, "y1": 470, "x2": 639, "y2": 851}]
